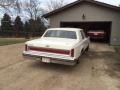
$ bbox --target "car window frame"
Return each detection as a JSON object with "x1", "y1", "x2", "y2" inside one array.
[{"x1": 43, "y1": 30, "x2": 77, "y2": 39}]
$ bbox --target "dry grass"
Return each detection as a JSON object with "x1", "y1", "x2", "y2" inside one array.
[{"x1": 0, "y1": 38, "x2": 27, "y2": 46}]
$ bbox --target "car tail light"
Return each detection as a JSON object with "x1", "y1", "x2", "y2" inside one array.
[
  {"x1": 71, "y1": 49, "x2": 74, "y2": 57},
  {"x1": 25, "y1": 45, "x2": 28, "y2": 51},
  {"x1": 29, "y1": 46, "x2": 70, "y2": 55}
]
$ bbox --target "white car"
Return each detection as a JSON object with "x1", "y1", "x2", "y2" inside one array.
[{"x1": 23, "y1": 28, "x2": 90, "y2": 65}]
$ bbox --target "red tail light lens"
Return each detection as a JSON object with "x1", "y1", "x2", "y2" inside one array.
[
  {"x1": 71, "y1": 49, "x2": 74, "y2": 57},
  {"x1": 25, "y1": 45, "x2": 28, "y2": 51},
  {"x1": 29, "y1": 46, "x2": 70, "y2": 55}
]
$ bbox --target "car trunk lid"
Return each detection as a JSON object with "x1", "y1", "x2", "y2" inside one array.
[{"x1": 27, "y1": 37, "x2": 78, "y2": 50}]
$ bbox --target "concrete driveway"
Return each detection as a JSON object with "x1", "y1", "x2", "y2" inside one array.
[{"x1": 0, "y1": 43, "x2": 119, "y2": 90}]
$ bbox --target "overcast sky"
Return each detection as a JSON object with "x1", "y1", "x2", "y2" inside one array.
[
  {"x1": 41, "y1": 0, "x2": 120, "y2": 6},
  {"x1": 92, "y1": 0, "x2": 120, "y2": 6},
  {"x1": 1, "y1": 0, "x2": 120, "y2": 21}
]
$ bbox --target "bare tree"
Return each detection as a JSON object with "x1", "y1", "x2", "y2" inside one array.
[
  {"x1": 0, "y1": 0, "x2": 15, "y2": 7},
  {"x1": 24, "y1": 0, "x2": 42, "y2": 20},
  {"x1": 46, "y1": 0, "x2": 67, "y2": 12},
  {"x1": 0, "y1": 0, "x2": 22, "y2": 15},
  {"x1": 0, "y1": 0, "x2": 17, "y2": 9},
  {"x1": 13, "y1": 0, "x2": 22, "y2": 14}
]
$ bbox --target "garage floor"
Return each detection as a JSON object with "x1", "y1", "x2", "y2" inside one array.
[{"x1": 0, "y1": 43, "x2": 119, "y2": 90}]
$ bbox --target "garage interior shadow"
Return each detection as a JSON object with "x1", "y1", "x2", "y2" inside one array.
[{"x1": 60, "y1": 21, "x2": 112, "y2": 44}]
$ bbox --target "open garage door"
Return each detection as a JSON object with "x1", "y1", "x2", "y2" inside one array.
[{"x1": 60, "y1": 22, "x2": 112, "y2": 43}]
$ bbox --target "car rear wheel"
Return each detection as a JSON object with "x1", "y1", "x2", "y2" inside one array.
[
  {"x1": 85, "y1": 45, "x2": 89, "y2": 52},
  {"x1": 76, "y1": 50, "x2": 83, "y2": 65},
  {"x1": 76, "y1": 59, "x2": 80, "y2": 64},
  {"x1": 75, "y1": 47, "x2": 86, "y2": 65}
]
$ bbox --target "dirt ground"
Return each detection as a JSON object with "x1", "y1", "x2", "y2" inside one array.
[{"x1": 0, "y1": 43, "x2": 119, "y2": 90}]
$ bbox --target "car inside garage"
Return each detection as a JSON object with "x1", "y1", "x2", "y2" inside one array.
[{"x1": 60, "y1": 22, "x2": 112, "y2": 43}]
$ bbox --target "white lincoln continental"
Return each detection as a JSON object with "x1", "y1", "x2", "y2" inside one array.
[{"x1": 23, "y1": 28, "x2": 90, "y2": 65}]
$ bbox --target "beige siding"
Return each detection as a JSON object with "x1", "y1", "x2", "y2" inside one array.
[{"x1": 49, "y1": 2, "x2": 120, "y2": 45}]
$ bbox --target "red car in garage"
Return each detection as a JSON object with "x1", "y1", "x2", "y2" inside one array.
[{"x1": 87, "y1": 30, "x2": 106, "y2": 40}]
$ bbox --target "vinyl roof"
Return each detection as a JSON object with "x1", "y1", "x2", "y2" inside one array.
[{"x1": 43, "y1": 0, "x2": 120, "y2": 18}]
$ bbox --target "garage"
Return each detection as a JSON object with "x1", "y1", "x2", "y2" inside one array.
[
  {"x1": 60, "y1": 22, "x2": 112, "y2": 43},
  {"x1": 43, "y1": 0, "x2": 120, "y2": 45}
]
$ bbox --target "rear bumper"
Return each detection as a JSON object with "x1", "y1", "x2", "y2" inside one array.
[
  {"x1": 23, "y1": 52, "x2": 76, "y2": 66},
  {"x1": 90, "y1": 36, "x2": 105, "y2": 39}
]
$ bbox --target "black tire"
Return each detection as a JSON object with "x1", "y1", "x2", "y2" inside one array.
[
  {"x1": 75, "y1": 48, "x2": 85, "y2": 65},
  {"x1": 75, "y1": 59, "x2": 80, "y2": 65},
  {"x1": 81, "y1": 49, "x2": 84, "y2": 55},
  {"x1": 76, "y1": 59, "x2": 80, "y2": 64},
  {"x1": 76, "y1": 51, "x2": 82, "y2": 65},
  {"x1": 85, "y1": 45, "x2": 89, "y2": 52}
]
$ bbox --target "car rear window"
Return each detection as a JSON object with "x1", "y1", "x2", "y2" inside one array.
[{"x1": 44, "y1": 30, "x2": 77, "y2": 39}]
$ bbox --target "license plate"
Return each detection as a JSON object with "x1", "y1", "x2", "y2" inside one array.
[{"x1": 42, "y1": 58, "x2": 50, "y2": 63}]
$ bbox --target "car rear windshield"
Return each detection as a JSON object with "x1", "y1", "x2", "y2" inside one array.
[{"x1": 44, "y1": 30, "x2": 77, "y2": 39}]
